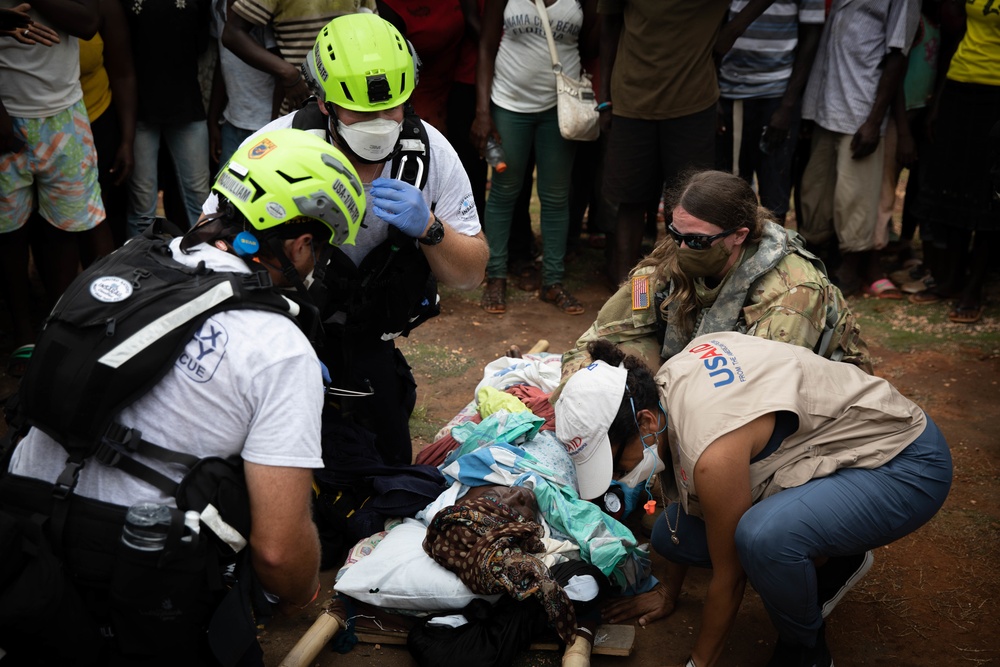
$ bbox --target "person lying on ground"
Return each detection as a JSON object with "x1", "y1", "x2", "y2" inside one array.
[{"x1": 423, "y1": 483, "x2": 577, "y2": 645}]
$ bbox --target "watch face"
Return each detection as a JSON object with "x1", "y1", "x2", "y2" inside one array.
[{"x1": 421, "y1": 218, "x2": 445, "y2": 245}]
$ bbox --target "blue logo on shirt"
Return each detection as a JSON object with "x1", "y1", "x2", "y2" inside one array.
[
  {"x1": 177, "y1": 320, "x2": 228, "y2": 382},
  {"x1": 687, "y1": 340, "x2": 746, "y2": 388}
]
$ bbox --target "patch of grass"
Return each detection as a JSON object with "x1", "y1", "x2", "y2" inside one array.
[
  {"x1": 407, "y1": 404, "x2": 440, "y2": 443},
  {"x1": 399, "y1": 341, "x2": 476, "y2": 380},
  {"x1": 848, "y1": 297, "x2": 1000, "y2": 352}
]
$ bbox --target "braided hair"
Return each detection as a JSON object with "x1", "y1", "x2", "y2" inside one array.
[{"x1": 587, "y1": 339, "x2": 659, "y2": 448}]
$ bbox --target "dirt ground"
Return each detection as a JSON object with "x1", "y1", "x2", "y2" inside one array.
[
  {"x1": 252, "y1": 244, "x2": 1000, "y2": 667},
  {"x1": 2, "y1": 242, "x2": 998, "y2": 667}
]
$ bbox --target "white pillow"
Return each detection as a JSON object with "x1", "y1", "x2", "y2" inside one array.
[{"x1": 334, "y1": 518, "x2": 500, "y2": 611}]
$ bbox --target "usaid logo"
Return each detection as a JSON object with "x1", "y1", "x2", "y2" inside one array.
[
  {"x1": 459, "y1": 194, "x2": 476, "y2": 220},
  {"x1": 687, "y1": 341, "x2": 746, "y2": 388},
  {"x1": 565, "y1": 436, "x2": 585, "y2": 454}
]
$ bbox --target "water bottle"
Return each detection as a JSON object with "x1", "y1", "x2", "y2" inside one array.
[
  {"x1": 181, "y1": 510, "x2": 200, "y2": 544},
  {"x1": 484, "y1": 137, "x2": 507, "y2": 173},
  {"x1": 122, "y1": 502, "x2": 172, "y2": 552}
]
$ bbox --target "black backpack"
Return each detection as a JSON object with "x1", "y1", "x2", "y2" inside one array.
[
  {"x1": 7, "y1": 221, "x2": 296, "y2": 499},
  {"x1": 0, "y1": 222, "x2": 305, "y2": 665}
]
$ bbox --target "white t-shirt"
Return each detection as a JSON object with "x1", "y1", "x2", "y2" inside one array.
[
  {"x1": 0, "y1": 3, "x2": 82, "y2": 117},
  {"x1": 203, "y1": 112, "x2": 481, "y2": 268},
  {"x1": 491, "y1": 0, "x2": 584, "y2": 114},
  {"x1": 9, "y1": 239, "x2": 325, "y2": 507}
]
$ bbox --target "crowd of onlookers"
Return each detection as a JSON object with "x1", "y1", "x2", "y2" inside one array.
[{"x1": 1, "y1": 0, "x2": 998, "y2": 375}]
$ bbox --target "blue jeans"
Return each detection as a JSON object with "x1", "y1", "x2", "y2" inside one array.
[
  {"x1": 651, "y1": 415, "x2": 952, "y2": 646},
  {"x1": 716, "y1": 97, "x2": 801, "y2": 220},
  {"x1": 218, "y1": 121, "x2": 256, "y2": 171},
  {"x1": 484, "y1": 104, "x2": 576, "y2": 286},
  {"x1": 128, "y1": 120, "x2": 211, "y2": 236}
]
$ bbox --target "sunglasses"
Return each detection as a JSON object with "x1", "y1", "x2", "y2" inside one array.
[{"x1": 667, "y1": 224, "x2": 742, "y2": 251}]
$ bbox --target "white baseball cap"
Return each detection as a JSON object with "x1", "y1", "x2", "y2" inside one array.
[{"x1": 555, "y1": 360, "x2": 628, "y2": 500}]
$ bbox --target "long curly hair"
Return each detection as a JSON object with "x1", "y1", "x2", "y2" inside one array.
[
  {"x1": 633, "y1": 170, "x2": 771, "y2": 337},
  {"x1": 586, "y1": 339, "x2": 659, "y2": 449}
]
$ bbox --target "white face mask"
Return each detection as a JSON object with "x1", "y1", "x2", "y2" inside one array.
[
  {"x1": 617, "y1": 445, "x2": 666, "y2": 488},
  {"x1": 336, "y1": 117, "x2": 402, "y2": 162}
]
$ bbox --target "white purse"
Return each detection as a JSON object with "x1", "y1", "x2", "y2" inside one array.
[{"x1": 534, "y1": 0, "x2": 600, "y2": 142}]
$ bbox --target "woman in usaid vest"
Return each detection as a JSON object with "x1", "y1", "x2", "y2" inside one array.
[{"x1": 554, "y1": 335, "x2": 951, "y2": 667}]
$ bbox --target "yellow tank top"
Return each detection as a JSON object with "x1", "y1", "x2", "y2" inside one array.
[
  {"x1": 79, "y1": 32, "x2": 112, "y2": 122},
  {"x1": 947, "y1": 0, "x2": 1000, "y2": 86}
]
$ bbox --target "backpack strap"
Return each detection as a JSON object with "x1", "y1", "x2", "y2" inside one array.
[
  {"x1": 814, "y1": 289, "x2": 845, "y2": 362},
  {"x1": 784, "y1": 228, "x2": 847, "y2": 363},
  {"x1": 391, "y1": 105, "x2": 429, "y2": 190},
  {"x1": 290, "y1": 100, "x2": 328, "y2": 134}
]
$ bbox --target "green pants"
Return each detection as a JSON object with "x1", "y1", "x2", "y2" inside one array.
[{"x1": 484, "y1": 104, "x2": 577, "y2": 286}]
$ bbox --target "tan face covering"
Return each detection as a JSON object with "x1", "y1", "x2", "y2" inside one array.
[{"x1": 676, "y1": 239, "x2": 733, "y2": 278}]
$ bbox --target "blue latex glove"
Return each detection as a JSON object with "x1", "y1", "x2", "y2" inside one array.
[{"x1": 370, "y1": 177, "x2": 431, "y2": 238}]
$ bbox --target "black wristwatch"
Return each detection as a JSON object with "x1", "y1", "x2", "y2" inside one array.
[{"x1": 419, "y1": 215, "x2": 446, "y2": 246}]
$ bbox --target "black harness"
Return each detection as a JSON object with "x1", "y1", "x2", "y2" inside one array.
[{"x1": 292, "y1": 100, "x2": 440, "y2": 341}]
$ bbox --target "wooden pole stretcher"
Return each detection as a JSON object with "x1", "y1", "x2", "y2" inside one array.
[{"x1": 278, "y1": 602, "x2": 346, "y2": 667}]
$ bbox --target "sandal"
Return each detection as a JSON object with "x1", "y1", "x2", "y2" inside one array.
[
  {"x1": 948, "y1": 303, "x2": 984, "y2": 324},
  {"x1": 540, "y1": 283, "x2": 585, "y2": 315},
  {"x1": 862, "y1": 278, "x2": 903, "y2": 300},
  {"x1": 6, "y1": 343, "x2": 34, "y2": 378},
  {"x1": 481, "y1": 278, "x2": 507, "y2": 314}
]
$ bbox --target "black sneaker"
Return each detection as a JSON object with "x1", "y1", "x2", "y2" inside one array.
[
  {"x1": 765, "y1": 623, "x2": 834, "y2": 667},
  {"x1": 817, "y1": 551, "x2": 874, "y2": 618}
]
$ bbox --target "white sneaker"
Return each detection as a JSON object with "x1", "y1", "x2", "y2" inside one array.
[{"x1": 818, "y1": 550, "x2": 874, "y2": 618}]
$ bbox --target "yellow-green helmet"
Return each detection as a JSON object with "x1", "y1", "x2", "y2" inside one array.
[
  {"x1": 304, "y1": 13, "x2": 415, "y2": 112},
  {"x1": 213, "y1": 129, "x2": 365, "y2": 246}
]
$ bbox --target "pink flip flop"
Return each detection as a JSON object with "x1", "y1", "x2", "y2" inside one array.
[{"x1": 863, "y1": 278, "x2": 903, "y2": 300}]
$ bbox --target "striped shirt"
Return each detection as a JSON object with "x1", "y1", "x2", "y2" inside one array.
[
  {"x1": 719, "y1": 0, "x2": 825, "y2": 100},
  {"x1": 801, "y1": 0, "x2": 919, "y2": 136},
  {"x1": 231, "y1": 0, "x2": 376, "y2": 72}
]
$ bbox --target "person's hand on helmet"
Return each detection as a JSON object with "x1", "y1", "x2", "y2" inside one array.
[{"x1": 370, "y1": 177, "x2": 431, "y2": 238}]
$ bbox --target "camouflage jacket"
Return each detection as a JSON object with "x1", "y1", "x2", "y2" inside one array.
[{"x1": 561, "y1": 222, "x2": 872, "y2": 383}]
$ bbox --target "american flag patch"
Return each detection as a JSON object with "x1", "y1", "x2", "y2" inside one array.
[{"x1": 632, "y1": 275, "x2": 649, "y2": 310}]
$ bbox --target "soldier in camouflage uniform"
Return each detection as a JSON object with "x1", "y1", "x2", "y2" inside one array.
[{"x1": 562, "y1": 171, "x2": 871, "y2": 384}]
